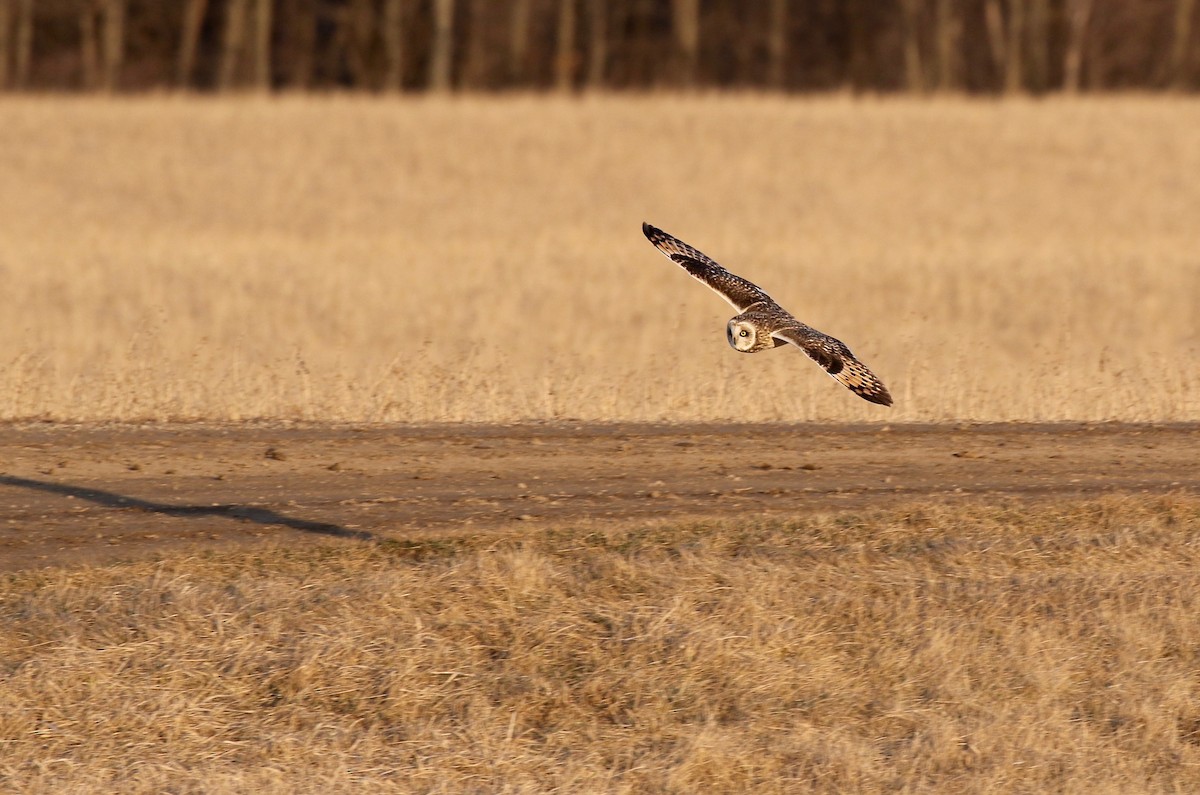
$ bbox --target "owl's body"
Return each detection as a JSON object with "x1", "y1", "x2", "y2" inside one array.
[{"x1": 643, "y1": 223, "x2": 893, "y2": 407}]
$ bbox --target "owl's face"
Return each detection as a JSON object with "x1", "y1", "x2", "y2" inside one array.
[{"x1": 727, "y1": 319, "x2": 769, "y2": 352}]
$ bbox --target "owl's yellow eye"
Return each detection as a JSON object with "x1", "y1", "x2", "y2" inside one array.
[{"x1": 739, "y1": 329, "x2": 749, "y2": 337}]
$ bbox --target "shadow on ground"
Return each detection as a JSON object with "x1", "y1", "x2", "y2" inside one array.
[{"x1": 0, "y1": 474, "x2": 375, "y2": 541}]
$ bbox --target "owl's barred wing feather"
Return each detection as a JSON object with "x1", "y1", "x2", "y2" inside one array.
[
  {"x1": 642, "y1": 222, "x2": 775, "y2": 312},
  {"x1": 771, "y1": 326, "x2": 893, "y2": 407},
  {"x1": 641, "y1": 222, "x2": 892, "y2": 407}
]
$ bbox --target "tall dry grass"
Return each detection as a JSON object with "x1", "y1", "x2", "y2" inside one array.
[
  {"x1": 0, "y1": 95, "x2": 1197, "y2": 422},
  {"x1": 2, "y1": 496, "x2": 1200, "y2": 792}
]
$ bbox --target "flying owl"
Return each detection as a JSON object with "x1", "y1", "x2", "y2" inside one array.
[{"x1": 643, "y1": 222, "x2": 892, "y2": 406}]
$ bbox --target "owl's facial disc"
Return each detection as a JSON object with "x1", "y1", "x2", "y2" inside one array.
[{"x1": 727, "y1": 320, "x2": 757, "y2": 352}]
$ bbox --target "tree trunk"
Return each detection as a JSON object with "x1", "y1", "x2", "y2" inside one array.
[
  {"x1": 934, "y1": 0, "x2": 960, "y2": 92},
  {"x1": 429, "y1": 0, "x2": 454, "y2": 92},
  {"x1": 671, "y1": 0, "x2": 699, "y2": 87},
  {"x1": 250, "y1": 0, "x2": 271, "y2": 91},
  {"x1": 555, "y1": 0, "x2": 576, "y2": 91},
  {"x1": 1063, "y1": 0, "x2": 1093, "y2": 93},
  {"x1": 14, "y1": 0, "x2": 30, "y2": 88},
  {"x1": 1004, "y1": 0, "x2": 1024, "y2": 93},
  {"x1": 100, "y1": 0, "x2": 126, "y2": 93},
  {"x1": 1171, "y1": 0, "x2": 1197, "y2": 90},
  {"x1": 219, "y1": 0, "x2": 247, "y2": 90},
  {"x1": 984, "y1": 0, "x2": 1026, "y2": 93},
  {"x1": 176, "y1": 0, "x2": 208, "y2": 88},
  {"x1": 80, "y1": 2, "x2": 99, "y2": 90},
  {"x1": 900, "y1": 0, "x2": 924, "y2": 92},
  {"x1": 845, "y1": 0, "x2": 872, "y2": 90},
  {"x1": 283, "y1": 0, "x2": 315, "y2": 89},
  {"x1": 984, "y1": 0, "x2": 1006, "y2": 91},
  {"x1": 585, "y1": 0, "x2": 606, "y2": 89},
  {"x1": 1027, "y1": 0, "x2": 1049, "y2": 92},
  {"x1": 767, "y1": 0, "x2": 788, "y2": 89},
  {"x1": 382, "y1": 0, "x2": 405, "y2": 91},
  {"x1": 0, "y1": 0, "x2": 9, "y2": 89},
  {"x1": 462, "y1": 0, "x2": 491, "y2": 89},
  {"x1": 341, "y1": 0, "x2": 374, "y2": 89},
  {"x1": 508, "y1": 0, "x2": 530, "y2": 85}
]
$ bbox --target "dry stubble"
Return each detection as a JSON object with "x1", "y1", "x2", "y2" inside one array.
[
  {"x1": 0, "y1": 95, "x2": 1198, "y2": 422},
  {"x1": 2, "y1": 496, "x2": 1200, "y2": 792}
]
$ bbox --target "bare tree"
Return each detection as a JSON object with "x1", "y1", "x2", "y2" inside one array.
[
  {"x1": 429, "y1": 0, "x2": 454, "y2": 91},
  {"x1": 844, "y1": 0, "x2": 873, "y2": 90},
  {"x1": 509, "y1": 0, "x2": 531, "y2": 84},
  {"x1": 250, "y1": 0, "x2": 271, "y2": 91},
  {"x1": 80, "y1": 1, "x2": 99, "y2": 90},
  {"x1": 176, "y1": 0, "x2": 208, "y2": 88},
  {"x1": 585, "y1": 0, "x2": 607, "y2": 89},
  {"x1": 14, "y1": 0, "x2": 30, "y2": 88},
  {"x1": 1028, "y1": 0, "x2": 1050, "y2": 91},
  {"x1": 555, "y1": 0, "x2": 577, "y2": 91},
  {"x1": 462, "y1": 0, "x2": 492, "y2": 89},
  {"x1": 1171, "y1": 0, "x2": 1197, "y2": 90},
  {"x1": 1004, "y1": 0, "x2": 1025, "y2": 93},
  {"x1": 282, "y1": 0, "x2": 316, "y2": 89},
  {"x1": 934, "y1": 0, "x2": 961, "y2": 91},
  {"x1": 1063, "y1": 0, "x2": 1094, "y2": 93},
  {"x1": 672, "y1": 0, "x2": 700, "y2": 87},
  {"x1": 100, "y1": 0, "x2": 126, "y2": 93},
  {"x1": 900, "y1": 0, "x2": 925, "y2": 92},
  {"x1": 984, "y1": 0, "x2": 1024, "y2": 93},
  {"x1": 767, "y1": 0, "x2": 788, "y2": 89},
  {"x1": 0, "y1": 0, "x2": 9, "y2": 89},
  {"x1": 219, "y1": 0, "x2": 248, "y2": 90},
  {"x1": 81, "y1": 0, "x2": 125, "y2": 92},
  {"x1": 382, "y1": 0, "x2": 405, "y2": 91},
  {"x1": 340, "y1": 0, "x2": 375, "y2": 89},
  {"x1": 984, "y1": 0, "x2": 1006, "y2": 87}
]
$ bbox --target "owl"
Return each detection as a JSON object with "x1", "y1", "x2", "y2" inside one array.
[{"x1": 643, "y1": 223, "x2": 892, "y2": 406}]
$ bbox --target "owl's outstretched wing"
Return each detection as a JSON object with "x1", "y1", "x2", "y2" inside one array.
[
  {"x1": 643, "y1": 223, "x2": 775, "y2": 312},
  {"x1": 771, "y1": 325, "x2": 893, "y2": 407}
]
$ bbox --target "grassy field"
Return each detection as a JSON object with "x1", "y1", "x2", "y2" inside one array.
[
  {"x1": 0, "y1": 496, "x2": 1197, "y2": 792},
  {"x1": 0, "y1": 95, "x2": 1197, "y2": 423}
]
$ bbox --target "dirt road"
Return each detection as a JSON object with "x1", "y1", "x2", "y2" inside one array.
[{"x1": 1, "y1": 423, "x2": 1196, "y2": 570}]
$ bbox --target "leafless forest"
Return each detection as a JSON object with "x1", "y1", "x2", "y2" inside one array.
[{"x1": 0, "y1": 0, "x2": 1197, "y2": 93}]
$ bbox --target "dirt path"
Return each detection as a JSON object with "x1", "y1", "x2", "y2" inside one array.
[{"x1": 1, "y1": 423, "x2": 1196, "y2": 570}]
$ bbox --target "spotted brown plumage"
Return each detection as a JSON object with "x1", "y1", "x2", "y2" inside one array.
[
  {"x1": 642, "y1": 222, "x2": 774, "y2": 312},
  {"x1": 771, "y1": 326, "x2": 893, "y2": 406},
  {"x1": 642, "y1": 222, "x2": 893, "y2": 407}
]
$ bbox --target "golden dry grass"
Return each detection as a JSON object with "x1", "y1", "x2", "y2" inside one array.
[
  {"x1": 1, "y1": 94, "x2": 1198, "y2": 422},
  {"x1": 2, "y1": 496, "x2": 1199, "y2": 792}
]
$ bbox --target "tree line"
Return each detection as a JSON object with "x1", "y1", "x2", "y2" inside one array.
[{"x1": 0, "y1": 0, "x2": 1195, "y2": 93}]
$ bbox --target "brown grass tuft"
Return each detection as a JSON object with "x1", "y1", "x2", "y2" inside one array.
[{"x1": 3, "y1": 495, "x2": 1200, "y2": 791}]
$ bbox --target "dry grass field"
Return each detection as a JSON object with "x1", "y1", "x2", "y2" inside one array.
[
  {"x1": 1, "y1": 95, "x2": 1197, "y2": 423},
  {"x1": 1, "y1": 496, "x2": 1198, "y2": 792},
  {"x1": 3, "y1": 94, "x2": 1199, "y2": 794}
]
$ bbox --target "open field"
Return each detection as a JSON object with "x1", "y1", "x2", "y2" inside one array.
[
  {"x1": 1, "y1": 95, "x2": 1198, "y2": 423},
  {"x1": 2, "y1": 421, "x2": 1198, "y2": 791},
  {"x1": 2, "y1": 95, "x2": 1199, "y2": 791},
  {"x1": 2, "y1": 475, "x2": 1200, "y2": 791}
]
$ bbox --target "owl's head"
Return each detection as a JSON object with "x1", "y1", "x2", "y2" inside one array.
[{"x1": 727, "y1": 319, "x2": 770, "y2": 353}]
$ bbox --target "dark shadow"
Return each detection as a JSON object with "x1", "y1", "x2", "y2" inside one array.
[{"x1": 0, "y1": 474, "x2": 375, "y2": 541}]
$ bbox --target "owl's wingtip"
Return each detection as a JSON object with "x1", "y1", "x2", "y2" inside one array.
[
  {"x1": 642, "y1": 221, "x2": 658, "y2": 238},
  {"x1": 866, "y1": 391, "x2": 893, "y2": 407}
]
